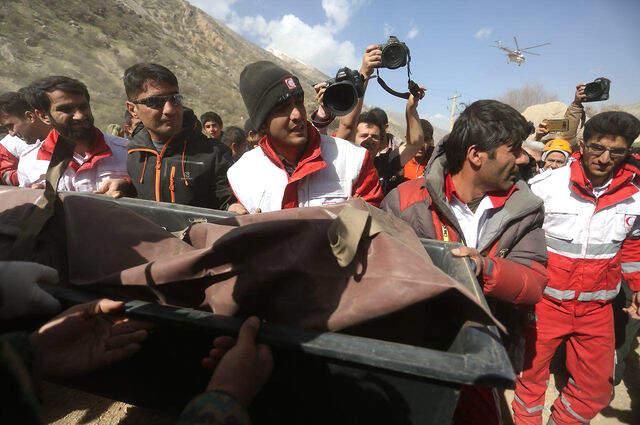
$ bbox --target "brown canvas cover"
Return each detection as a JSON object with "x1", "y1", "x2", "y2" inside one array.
[{"x1": 0, "y1": 187, "x2": 500, "y2": 343}]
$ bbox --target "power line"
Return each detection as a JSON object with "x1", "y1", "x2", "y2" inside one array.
[{"x1": 448, "y1": 93, "x2": 461, "y2": 131}]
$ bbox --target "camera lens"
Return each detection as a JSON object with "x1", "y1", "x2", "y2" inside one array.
[
  {"x1": 584, "y1": 82, "x2": 602, "y2": 100},
  {"x1": 382, "y1": 44, "x2": 407, "y2": 69},
  {"x1": 324, "y1": 82, "x2": 357, "y2": 116}
]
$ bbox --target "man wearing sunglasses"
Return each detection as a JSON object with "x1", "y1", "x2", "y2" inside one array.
[
  {"x1": 514, "y1": 111, "x2": 640, "y2": 425},
  {"x1": 124, "y1": 63, "x2": 234, "y2": 209}
]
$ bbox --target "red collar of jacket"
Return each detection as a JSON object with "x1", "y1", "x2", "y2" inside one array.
[
  {"x1": 569, "y1": 152, "x2": 640, "y2": 210},
  {"x1": 38, "y1": 128, "x2": 112, "y2": 172},
  {"x1": 444, "y1": 172, "x2": 518, "y2": 209},
  {"x1": 258, "y1": 122, "x2": 327, "y2": 183}
]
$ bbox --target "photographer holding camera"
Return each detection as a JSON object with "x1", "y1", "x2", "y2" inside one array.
[
  {"x1": 309, "y1": 45, "x2": 382, "y2": 140},
  {"x1": 226, "y1": 61, "x2": 383, "y2": 214},
  {"x1": 551, "y1": 79, "x2": 611, "y2": 148}
]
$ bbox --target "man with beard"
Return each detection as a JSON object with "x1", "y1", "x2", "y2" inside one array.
[
  {"x1": 354, "y1": 92, "x2": 425, "y2": 194},
  {"x1": 382, "y1": 100, "x2": 547, "y2": 425},
  {"x1": 227, "y1": 61, "x2": 382, "y2": 214},
  {"x1": 17, "y1": 77, "x2": 130, "y2": 197},
  {"x1": 124, "y1": 63, "x2": 234, "y2": 209}
]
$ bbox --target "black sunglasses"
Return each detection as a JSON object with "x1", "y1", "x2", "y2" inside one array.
[{"x1": 132, "y1": 93, "x2": 184, "y2": 109}]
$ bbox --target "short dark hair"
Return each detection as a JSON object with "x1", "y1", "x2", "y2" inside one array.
[
  {"x1": 420, "y1": 118, "x2": 434, "y2": 141},
  {"x1": 123, "y1": 63, "x2": 179, "y2": 100},
  {"x1": 200, "y1": 111, "x2": 223, "y2": 127},
  {"x1": 583, "y1": 111, "x2": 640, "y2": 147},
  {"x1": 23, "y1": 76, "x2": 90, "y2": 113},
  {"x1": 0, "y1": 91, "x2": 32, "y2": 117},
  {"x1": 369, "y1": 107, "x2": 388, "y2": 127},
  {"x1": 358, "y1": 111, "x2": 383, "y2": 131},
  {"x1": 445, "y1": 100, "x2": 534, "y2": 174},
  {"x1": 221, "y1": 126, "x2": 246, "y2": 147}
]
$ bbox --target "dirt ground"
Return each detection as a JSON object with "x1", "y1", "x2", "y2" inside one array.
[{"x1": 44, "y1": 339, "x2": 639, "y2": 425}]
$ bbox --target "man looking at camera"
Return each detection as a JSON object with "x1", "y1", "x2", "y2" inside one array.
[{"x1": 124, "y1": 63, "x2": 234, "y2": 209}]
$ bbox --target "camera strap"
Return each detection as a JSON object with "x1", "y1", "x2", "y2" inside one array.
[{"x1": 374, "y1": 52, "x2": 423, "y2": 100}]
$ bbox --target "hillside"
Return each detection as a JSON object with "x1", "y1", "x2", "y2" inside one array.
[
  {"x1": 0, "y1": 0, "x2": 330, "y2": 129},
  {"x1": 0, "y1": 0, "x2": 416, "y2": 138}
]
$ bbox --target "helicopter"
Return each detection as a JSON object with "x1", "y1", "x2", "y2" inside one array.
[{"x1": 494, "y1": 37, "x2": 550, "y2": 66}]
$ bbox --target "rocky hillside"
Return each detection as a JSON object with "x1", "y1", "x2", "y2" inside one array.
[{"x1": 0, "y1": 0, "x2": 330, "y2": 129}]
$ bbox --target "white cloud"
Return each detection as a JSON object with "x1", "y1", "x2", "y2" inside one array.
[
  {"x1": 430, "y1": 113, "x2": 449, "y2": 128},
  {"x1": 474, "y1": 27, "x2": 493, "y2": 40},
  {"x1": 191, "y1": 0, "x2": 363, "y2": 73},
  {"x1": 322, "y1": 0, "x2": 352, "y2": 32},
  {"x1": 188, "y1": 0, "x2": 238, "y2": 21},
  {"x1": 229, "y1": 13, "x2": 358, "y2": 71},
  {"x1": 406, "y1": 24, "x2": 419, "y2": 40}
]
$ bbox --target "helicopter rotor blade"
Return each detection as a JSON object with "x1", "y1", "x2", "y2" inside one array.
[
  {"x1": 522, "y1": 51, "x2": 541, "y2": 56},
  {"x1": 513, "y1": 36, "x2": 520, "y2": 51},
  {"x1": 521, "y1": 42, "x2": 551, "y2": 51}
]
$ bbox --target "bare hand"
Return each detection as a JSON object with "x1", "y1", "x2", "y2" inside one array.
[
  {"x1": 228, "y1": 203, "x2": 249, "y2": 215},
  {"x1": 535, "y1": 122, "x2": 549, "y2": 141},
  {"x1": 623, "y1": 291, "x2": 640, "y2": 320},
  {"x1": 573, "y1": 83, "x2": 587, "y2": 105},
  {"x1": 314, "y1": 82, "x2": 328, "y2": 106},
  {"x1": 451, "y1": 246, "x2": 484, "y2": 277},
  {"x1": 95, "y1": 178, "x2": 131, "y2": 198},
  {"x1": 314, "y1": 82, "x2": 330, "y2": 119},
  {"x1": 30, "y1": 182, "x2": 45, "y2": 189},
  {"x1": 204, "y1": 316, "x2": 273, "y2": 407},
  {"x1": 29, "y1": 299, "x2": 151, "y2": 378},
  {"x1": 360, "y1": 44, "x2": 383, "y2": 78},
  {"x1": 407, "y1": 86, "x2": 426, "y2": 110}
]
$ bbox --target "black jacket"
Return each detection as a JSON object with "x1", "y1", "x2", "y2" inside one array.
[{"x1": 127, "y1": 110, "x2": 234, "y2": 210}]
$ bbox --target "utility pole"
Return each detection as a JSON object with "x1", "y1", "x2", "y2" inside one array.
[{"x1": 448, "y1": 93, "x2": 461, "y2": 131}]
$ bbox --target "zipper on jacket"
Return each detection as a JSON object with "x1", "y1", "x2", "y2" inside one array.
[
  {"x1": 442, "y1": 225, "x2": 450, "y2": 242},
  {"x1": 128, "y1": 147, "x2": 163, "y2": 202},
  {"x1": 169, "y1": 165, "x2": 176, "y2": 203}
]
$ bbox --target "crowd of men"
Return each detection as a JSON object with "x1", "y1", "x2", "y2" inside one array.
[{"x1": 1, "y1": 41, "x2": 640, "y2": 425}]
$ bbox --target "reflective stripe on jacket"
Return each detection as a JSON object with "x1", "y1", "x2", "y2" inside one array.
[{"x1": 529, "y1": 155, "x2": 640, "y2": 300}]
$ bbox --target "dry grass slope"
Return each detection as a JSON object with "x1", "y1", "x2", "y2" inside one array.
[{"x1": 0, "y1": 0, "x2": 329, "y2": 129}]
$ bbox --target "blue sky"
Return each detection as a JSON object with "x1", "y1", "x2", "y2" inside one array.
[{"x1": 188, "y1": 0, "x2": 640, "y2": 129}]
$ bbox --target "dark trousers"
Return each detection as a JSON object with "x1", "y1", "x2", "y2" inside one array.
[{"x1": 613, "y1": 279, "x2": 640, "y2": 385}]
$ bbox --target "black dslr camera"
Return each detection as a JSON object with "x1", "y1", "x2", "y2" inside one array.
[
  {"x1": 380, "y1": 36, "x2": 410, "y2": 69},
  {"x1": 584, "y1": 77, "x2": 611, "y2": 102},
  {"x1": 323, "y1": 67, "x2": 365, "y2": 116}
]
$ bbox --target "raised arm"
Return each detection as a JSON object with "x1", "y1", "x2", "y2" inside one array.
[
  {"x1": 335, "y1": 45, "x2": 382, "y2": 142},
  {"x1": 398, "y1": 87, "x2": 426, "y2": 166}
]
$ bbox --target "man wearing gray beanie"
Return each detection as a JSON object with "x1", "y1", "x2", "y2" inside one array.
[{"x1": 227, "y1": 61, "x2": 382, "y2": 214}]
